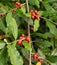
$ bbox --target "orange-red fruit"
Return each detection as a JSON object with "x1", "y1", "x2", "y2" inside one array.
[
  {"x1": 26, "y1": 35, "x2": 31, "y2": 42},
  {"x1": 34, "y1": 10, "x2": 38, "y2": 15},
  {"x1": 16, "y1": 2, "x2": 20, "y2": 8},
  {"x1": 19, "y1": 4, "x2": 23, "y2": 7},
  {"x1": 33, "y1": 53, "x2": 38, "y2": 59},
  {"x1": 31, "y1": 12, "x2": 35, "y2": 16},
  {"x1": 31, "y1": 15, "x2": 34, "y2": 19},
  {"x1": 35, "y1": 15, "x2": 40, "y2": 20},
  {"x1": 16, "y1": 2, "x2": 23, "y2": 8},
  {"x1": 17, "y1": 40, "x2": 22, "y2": 46},
  {"x1": 29, "y1": 10, "x2": 33, "y2": 13},
  {"x1": 22, "y1": 34, "x2": 25, "y2": 37},
  {"x1": 20, "y1": 36, "x2": 23, "y2": 39},
  {"x1": 38, "y1": 58, "x2": 44, "y2": 62}
]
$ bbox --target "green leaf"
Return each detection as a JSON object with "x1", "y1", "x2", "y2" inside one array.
[
  {"x1": 31, "y1": 32, "x2": 54, "y2": 39},
  {"x1": 21, "y1": 6, "x2": 26, "y2": 14},
  {"x1": 46, "y1": 21, "x2": 57, "y2": 35},
  {"x1": 25, "y1": 13, "x2": 31, "y2": 18},
  {"x1": 0, "y1": 47, "x2": 8, "y2": 65},
  {"x1": 28, "y1": 19, "x2": 33, "y2": 25},
  {"x1": 50, "y1": 15, "x2": 57, "y2": 22},
  {"x1": 38, "y1": 49, "x2": 45, "y2": 59},
  {"x1": 21, "y1": 48, "x2": 30, "y2": 60},
  {"x1": 34, "y1": 0, "x2": 39, "y2": 7},
  {"x1": 46, "y1": 56, "x2": 57, "y2": 63},
  {"x1": 28, "y1": 0, "x2": 39, "y2": 7},
  {"x1": 0, "y1": 18, "x2": 6, "y2": 33},
  {"x1": 37, "y1": 39, "x2": 52, "y2": 48},
  {"x1": 42, "y1": 32, "x2": 54, "y2": 39},
  {"x1": 18, "y1": 29, "x2": 26, "y2": 36},
  {"x1": 0, "y1": 3, "x2": 9, "y2": 11},
  {"x1": 51, "y1": 49, "x2": 57, "y2": 56},
  {"x1": 23, "y1": 41, "x2": 32, "y2": 51},
  {"x1": 16, "y1": 8, "x2": 24, "y2": 17},
  {"x1": 45, "y1": 0, "x2": 57, "y2": 3},
  {"x1": 34, "y1": 19, "x2": 40, "y2": 32},
  {"x1": 7, "y1": 44, "x2": 23, "y2": 65},
  {"x1": 41, "y1": 11, "x2": 57, "y2": 17},
  {"x1": 42, "y1": 2, "x2": 54, "y2": 11},
  {"x1": 51, "y1": 63, "x2": 57, "y2": 65},
  {"x1": 28, "y1": 0, "x2": 34, "y2": 5},
  {"x1": 0, "y1": 41, "x2": 6, "y2": 49},
  {"x1": 6, "y1": 12, "x2": 18, "y2": 39}
]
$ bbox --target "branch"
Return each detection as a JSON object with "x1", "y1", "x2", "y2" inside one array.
[
  {"x1": 0, "y1": 3, "x2": 26, "y2": 17},
  {"x1": 26, "y1": 0, "x2": 32, "y2": 65},
  {"x1": 41, "y1": 17, "x2": 57, "y2": 26}
]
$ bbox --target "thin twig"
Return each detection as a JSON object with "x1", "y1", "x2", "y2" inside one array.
[
  {"x1": 0, "y1": 3, "x2": 26, "y2": 16},
  {"x1": 41, "y1": 17, "x2": 57, "y2": 26},
  {"x1": 26, "y1": 0, "x2": 32, "y2": 65}
]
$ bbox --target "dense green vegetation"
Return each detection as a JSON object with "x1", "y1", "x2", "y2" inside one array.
[{"x1": 0, "y1": 0, "x2": 57, "y2": 65}]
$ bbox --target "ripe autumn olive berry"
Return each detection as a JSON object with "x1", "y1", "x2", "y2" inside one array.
[
  {"x1": 31, "y1": 15, "x2": 34, "y2": 19},
  {"x1": 38, "y1": 58, "x2": 44, "y2": 62},
  {"x1": 26, "y1": 35, "x2": 31, "y2": 42},
  {"x1": 34, "y1": 10, "x2": 38, "y2": 15},
  {"x1": 33, "y1": 53, "x2": 38, "y2": 59},
  {"x1": 17, "y1": 40, "x2": 22, "y2": 46},
  {"x1": 16, "y1": 2, "x2": 23, "y2": 8},
  {"x1": 22, "y1": 34, "x2": 25, "y2": 37},
  {"x1": 30, "y1": 10, "x2": 40, "y2": 20}
]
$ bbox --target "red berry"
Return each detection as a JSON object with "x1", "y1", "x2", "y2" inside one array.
[
  {"x1": 18, "y1": 40, "x2": 21, "y2": 44},
  {"x1": 31, "y1": 15, "x2": 34, "y2": 19},
  {"x1": 17, "y1": 40, "x2": 22, "y2": 46},
  {"x1": 34, "y1": 10, "x2": 38, "y2": 15},
  {"x1": 22, "y1": 34, "x2": 25, "y2": 37},
  {"x1": 29, "y1": 10, "x2": 33, "y2": 13},
  {"x1": 31, "y1": 12, "x2": 35, "y2": 16},
  {"x1": 26, "y1": 35, "x2": 31, "y2": 42},
  {"x1": 21, "y1": 37, "x2": 25, "y2": 41},
  {"x1": 16, "y1": 2, "x2": 20, "y2": 8},
  {"x1": 38, "y1": 58, "x2": 44, "y2": 62},
  {"x1": 20, "y1": 36, "x2": 23, "y2": 39},
  {"x1": 16, "y1": 2, "x2": 20, "y2": 5},
  {"x1": 19, "y1": 4, "x2": 23, "y2": 7},
  {"x1": 35, "y1": 15, "x2": 40, "y2": 20},
  {"x1": 33, "y1": 53, "x2": 38, "y2": 59}
]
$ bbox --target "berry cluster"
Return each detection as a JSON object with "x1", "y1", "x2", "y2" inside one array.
[
  {"x1": 30, "y1": 10, "x2": 40, "y2": 20},
  {"x1": 17, "y1": 34, "x2": 31, "y2": 46},
  {"x1": 16, "y1": 2, "x2": 23, "y2": 8},
  {"x1": 32, "y1": 53, "x2": 44, "y2": 62},
  {"x1": 17, "y1": 34, "x2": 25, "y2": 46}
]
